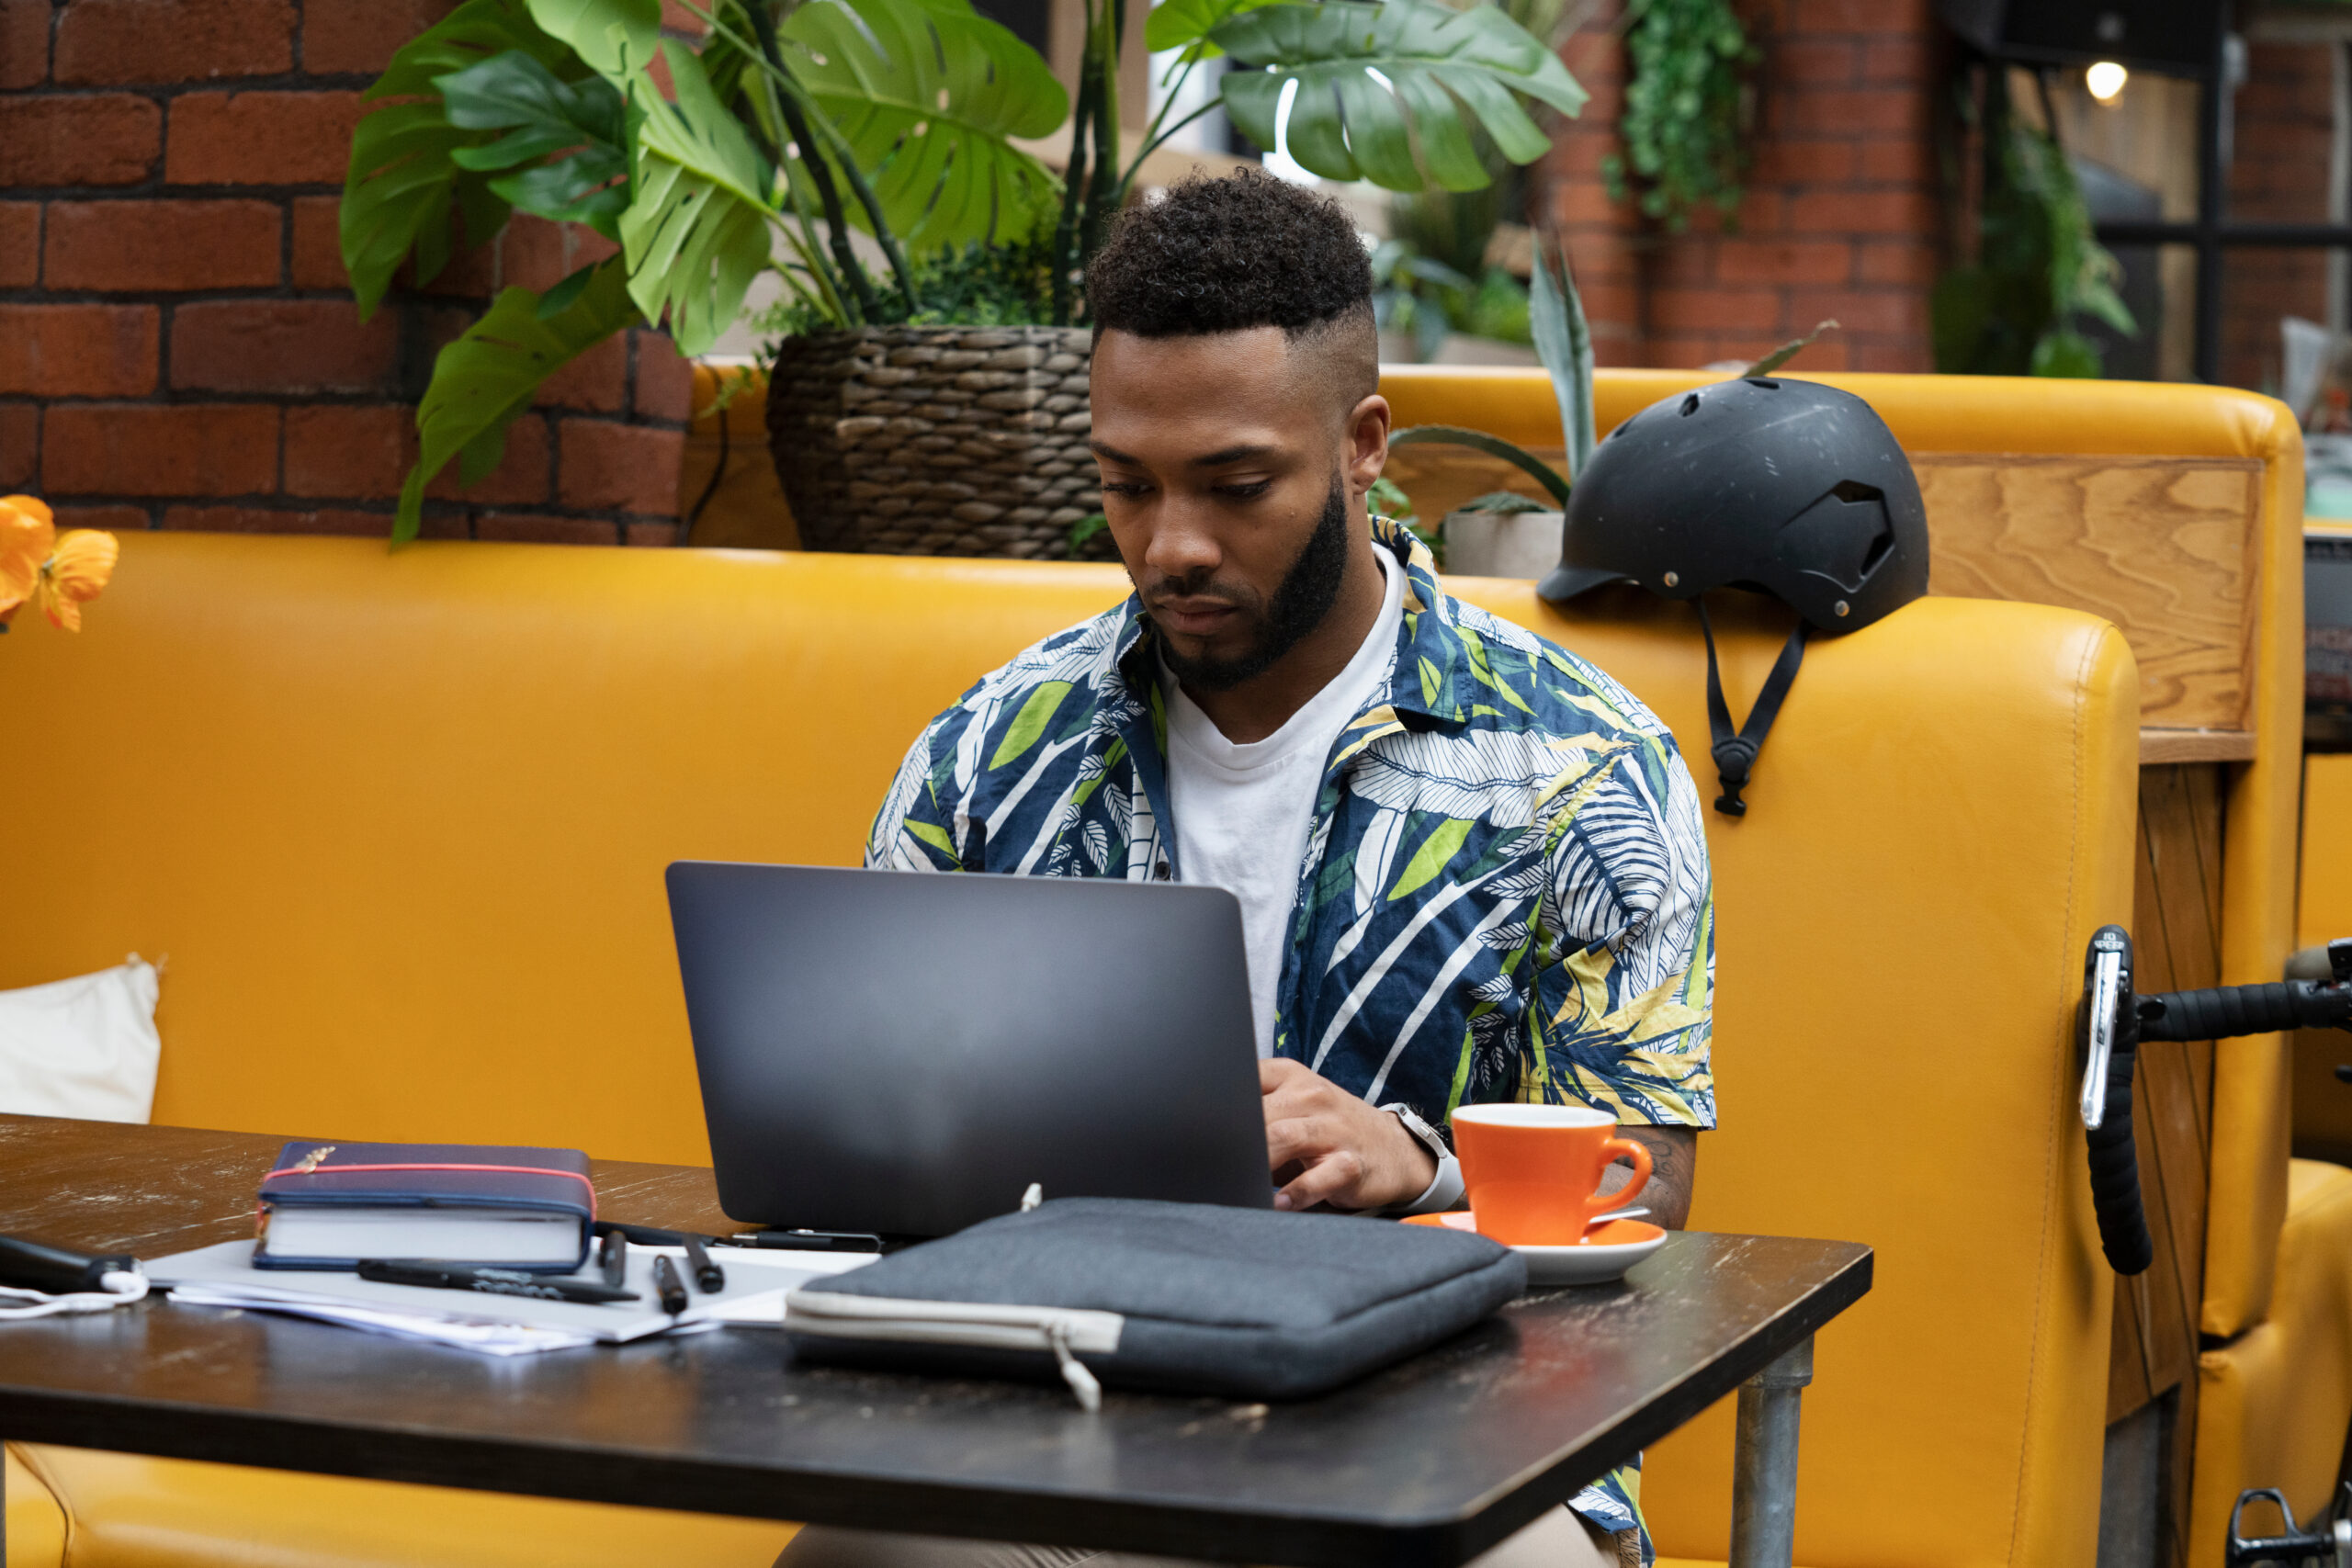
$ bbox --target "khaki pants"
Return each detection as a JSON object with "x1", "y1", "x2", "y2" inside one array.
[{"x1": 777, "y1": 1506, "x2": 1629, "y2": 1568}]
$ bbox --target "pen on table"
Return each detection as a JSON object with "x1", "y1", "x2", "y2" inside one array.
[
  {"x1": 598, "y1": 1229, "x2": 628, "y2": 1290},
  {"x1": 650, "y1": 1254, "x2": 688, "y2": 1314},
  {"x1": 714, "y1": 1228, "x2": 884, "y2": 1254},
  {"x1": 356, "y1": 1260, "x2": 639, "y2": 1305},
  {"x1": 682, "y1": 1233, "x2": 724, "y2": 1292}
]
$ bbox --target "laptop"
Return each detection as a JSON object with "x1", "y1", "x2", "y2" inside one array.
[{"x1": 665, "y1": 862, "x2": 1274, "y2": 1237}]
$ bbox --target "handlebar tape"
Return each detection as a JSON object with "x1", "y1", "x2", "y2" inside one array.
[
  {"x1": 2085, "y1": 1040, "x2": 2154, "y2": 1276},
  {"x1": 2139, "y1": 981, "x2": 2352, "y2": 1042}
]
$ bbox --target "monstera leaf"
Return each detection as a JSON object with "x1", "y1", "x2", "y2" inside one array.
[
  {"x1": 520, "y1": 0, "x2": 662, "y2": 83},
  {"x1": 1144, "y1": 0, "x2": 1280, "y2": 58},
  {"x1": 779, "y1": 0, "x2": 1066, "y2": 251},
  {"x1": 619, "y1": 39, "x2": 776, "y2": 355},
  {"x1": 1212, "y1": 1, "x2": 1586, "y2": 192},
  {"x1": 439, "y1": 51, "x2": 630, "y2": 239},
  {"x1": 342, "y1": 0, "x2": 587, "y2": 314},
  {"x1": 396, "y1": 258, "x2": 643, "y2": 543}
]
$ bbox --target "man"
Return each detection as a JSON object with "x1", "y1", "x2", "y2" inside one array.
[{"x1": 791, "y1": 172, "x2": 1713, "y2": 1568}]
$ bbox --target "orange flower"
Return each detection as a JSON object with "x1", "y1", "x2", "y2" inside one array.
[
  {"x1": 34, "y1": 528, "x2": 119, "y2": 632},
  {"x1": 0, "y1": 496, "x2": 56, "y2": 628}
]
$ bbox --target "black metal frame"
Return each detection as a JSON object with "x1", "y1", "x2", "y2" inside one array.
[{"x1": 2082, "y1": 2, "x2": 2347, "y2": 383}]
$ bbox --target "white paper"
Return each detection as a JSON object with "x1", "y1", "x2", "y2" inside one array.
[{"x1": 149, "y1": 1240, "x2": 872, "y2": 1355}]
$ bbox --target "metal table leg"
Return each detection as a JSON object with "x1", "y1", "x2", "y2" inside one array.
[{"x1": 1728, "y1": 1337, "x2": 1814, "y2": 1568}]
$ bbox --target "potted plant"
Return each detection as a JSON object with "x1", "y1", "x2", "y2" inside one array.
[{"x1": 342, "y1": 0, "x2": 1588, "y2": 551}]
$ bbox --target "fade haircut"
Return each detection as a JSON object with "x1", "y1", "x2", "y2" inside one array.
[{"x1": 1085, "y1": 169, "x2": 1379, "y2": 412}]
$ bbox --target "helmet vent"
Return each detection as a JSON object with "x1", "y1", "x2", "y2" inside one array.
[
  {"x1": 1829, "y1": 479, "x2": 1883, "y2": 504},
  {"x1": 1752, "y1": 378, "x2": 1781, "y2": 389},
  {"x1": 1679, "y1": 394, "x2": 1701, "y2": 416}
]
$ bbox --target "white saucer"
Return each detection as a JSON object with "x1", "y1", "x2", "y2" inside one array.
[{"x1": 1405, "y1": 1212, "x2": 1668, "y2": 1287}]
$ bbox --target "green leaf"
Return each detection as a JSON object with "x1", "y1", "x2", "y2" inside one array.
[
  {"x1": 1391, "y1": 424, "x2": 1571, "y2": 507},
  {"x1": 780, "y1": 0, "x2": 1067, "y2": 252},
  {"x1": 907, "y1": 818, "x2": 958, "y2": 856},
  {"x1": 436, "y1": 51, "x2": 630, "y2": 236},
  {"x1": 1145, "y1": 0, "x2": 1278, "y2": 55},
  {"x1": 990, "y1": 681, "x2": 1074, "y2": 770},
  {"x1": 2030, "y1": 328, "x2": 2101, "y2": 378},
  {"x1": 522, "y1": 0, "x2": 661, "y2": 83},
  {"x1": 341, "y1": 0, "x2": 583, "y2": 316},
  {"x1": 618, "y1": 39, "x2": 776, "y2": 355},
  {"x1": 1748, "y1": 317, "x2": 1838, "y2": 377},
  {"x1": 1213, "y1": 1, "x2": 1585, "y2": 193},
  {"x1": 535, "y1": 261, "x2": 600, "y2": 317},
  {"x1": 394, "y1": 258, "x2": 642, "y2": 543},
  {"x1": 1390, "y1": 817, "x2": 1473, "y2": 900},
  {"x1": 1526, "y1": 231, "x2": 1593, "y2": 481}
]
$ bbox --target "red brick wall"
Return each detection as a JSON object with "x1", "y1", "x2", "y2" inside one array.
[
  {"x1": 1543, "y1": 0, "x2": 1940, "y2": 373},
  {"x1": 0, "y1": 0, "x2": 691, "y2": 545},
  {"x1": 2222, "y1": 39, "x2": 2337, "y2": 397}
]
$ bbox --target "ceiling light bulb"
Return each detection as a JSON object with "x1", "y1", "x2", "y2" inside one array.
[{"x1": 2086, "y1": 61, "x2": 2128, "y2": 103}]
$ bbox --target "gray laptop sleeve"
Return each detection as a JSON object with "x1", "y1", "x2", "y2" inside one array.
[{"x1": 782, "y1": 1198, "x2": 1526, "y2": 1405}]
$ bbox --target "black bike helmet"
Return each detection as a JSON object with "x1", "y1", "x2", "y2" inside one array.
[{"x1": 1538, "y1": 377, "x2": 1929, "y2": 816}]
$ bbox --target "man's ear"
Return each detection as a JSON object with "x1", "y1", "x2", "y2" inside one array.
[{"x1": 1344, "y1": 394, "x2": 1392, "y2": 500}]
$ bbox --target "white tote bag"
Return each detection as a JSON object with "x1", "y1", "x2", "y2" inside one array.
[{"x1": 0, "y1": 956, "x2": 161, "y2": 1122}]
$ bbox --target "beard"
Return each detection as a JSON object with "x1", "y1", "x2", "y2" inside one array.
[{"x1": 1149, "y1": 474, "x2": 1352, "y2": 694}]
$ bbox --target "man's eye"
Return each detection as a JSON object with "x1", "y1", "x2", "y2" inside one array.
[
  {"x1": 1216, "y1": 480, "x2": 1272, "y2": 500},
  {"x1": 1098, "y1": 480, "x2": 1151, "y2": 498}
]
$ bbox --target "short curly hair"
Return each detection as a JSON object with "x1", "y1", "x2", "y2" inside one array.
[{"x1": 1085, "y1": 172, "x2": 1376, "y2": 407}]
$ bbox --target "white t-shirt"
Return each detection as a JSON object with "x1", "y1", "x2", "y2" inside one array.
[{"x1": 1162, "y1": 547, "x2": 1405, "y2": 1058}]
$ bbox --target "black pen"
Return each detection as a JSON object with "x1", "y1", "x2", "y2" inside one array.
[
  {"x1": 682, "y1": 1234, "x2": 724, "y2": 1292},
  {"x1": 598, "y1": 1229, "x2": 628, "y2": 1289},
  {"x1": 715, "y1": 1228, "x2": 884, "y2": 1254},
  {"x1": 357, "y1": 1260, "x2": 639, "y2": 1305},
  {"x1": 650, "y1": 1254, "x2": 688, "y2": 1314}
]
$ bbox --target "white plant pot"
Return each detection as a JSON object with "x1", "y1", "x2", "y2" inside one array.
[{"x1": 1443, "y1": 511, "x2": 1563, "y2": 580}]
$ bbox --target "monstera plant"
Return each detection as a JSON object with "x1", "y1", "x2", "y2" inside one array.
[{"x1": 343, "y1": 0, "x2": 1587, "y2": 544}]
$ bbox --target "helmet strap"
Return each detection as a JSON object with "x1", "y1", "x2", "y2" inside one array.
[{"x1": 1695, "y1": 601, "x2": 1807, "y2": 818}]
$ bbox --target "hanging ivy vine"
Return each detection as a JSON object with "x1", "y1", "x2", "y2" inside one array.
[{"x1": 1603, "y1": 0, "x2": 1759, "y2": 231}]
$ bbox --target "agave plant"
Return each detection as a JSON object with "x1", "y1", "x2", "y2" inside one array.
[
  {"x1": 343, "y1": 0, "x2": 1588, "y2": 542},
  {"x1": 1389, "y1": 232, "x2": 1838, "y2": 525}
]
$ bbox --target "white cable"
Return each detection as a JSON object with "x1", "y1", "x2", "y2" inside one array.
[{"x1": 0, "y1": 1269, "x2": 148, "y2": 1321}]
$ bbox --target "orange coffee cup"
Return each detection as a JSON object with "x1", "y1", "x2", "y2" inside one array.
[{"x1": 1448, "y1": 1104, "x2": 1651, "y2": 1246}]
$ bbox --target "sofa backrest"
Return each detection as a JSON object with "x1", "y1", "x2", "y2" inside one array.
[
  {"x1": 1386, "y1": 367, "x2": 2305, "y2": 1339},
  {"x1": 0, "y1": 530, "x2": 2133, "y2": 1568}
]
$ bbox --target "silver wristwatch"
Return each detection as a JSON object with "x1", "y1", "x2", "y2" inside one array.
[{"x1": 1383, "y1": 1101, "x2": 1451, "y2": 1163}]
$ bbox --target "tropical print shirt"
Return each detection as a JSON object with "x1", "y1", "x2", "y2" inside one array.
[{"x1": 867, "y1": 517, "x2": 1713, "y2": 1557}]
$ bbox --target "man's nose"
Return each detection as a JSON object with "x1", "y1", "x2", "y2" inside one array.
[{"x1": 1142, "y1": 496, "x2": 1224, "y2": 582}]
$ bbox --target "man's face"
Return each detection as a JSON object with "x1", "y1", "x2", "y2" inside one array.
[{"x1": 1089, "y1": 326, "x2": 1379, "y2": 690}]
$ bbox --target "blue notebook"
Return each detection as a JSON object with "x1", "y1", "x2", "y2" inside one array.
[{"x1": 253, "y1": 1141, "x2": 595, "y2": 1272}]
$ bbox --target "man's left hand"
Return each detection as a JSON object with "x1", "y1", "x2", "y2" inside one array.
[{"x1": 1261, "y1": 1057, "x2": 1437, "y2": 1213}]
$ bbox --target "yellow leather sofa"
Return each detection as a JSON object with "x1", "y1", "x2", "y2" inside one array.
[{"x1": 0, "y1": 496, "x2": 2136, "y2": 1568}]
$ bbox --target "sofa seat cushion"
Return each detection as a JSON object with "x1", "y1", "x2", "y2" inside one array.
[
  {"x1": 2188, "y1": 1158, "x2": 2352, "y2": 1566},
  {"x1": 10, "y1": 1446, "x2": 797, "y2": 1568},
  {"x1": 9, "y1": 1445, "x2": 66, "y2": 1568}
]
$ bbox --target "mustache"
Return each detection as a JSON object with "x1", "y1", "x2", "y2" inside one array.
[{"x1": 1144, "y1": 572, "x2": 1256, "y2": 609}]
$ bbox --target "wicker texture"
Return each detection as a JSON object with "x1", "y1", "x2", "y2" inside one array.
[{"x1": 766, "y1": 326, "x2": 1102, "y2": 557}]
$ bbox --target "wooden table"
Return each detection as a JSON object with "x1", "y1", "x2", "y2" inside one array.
[{"x1": 0, "y1": 1116, "x2": 1871, "y2": 1568}]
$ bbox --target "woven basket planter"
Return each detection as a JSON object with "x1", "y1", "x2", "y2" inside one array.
[{"x1": 765, "y1": 325, "x2": 1102, "y2": 557}]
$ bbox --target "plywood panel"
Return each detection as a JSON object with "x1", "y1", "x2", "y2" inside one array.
[
  {"x1": 1914, "y1": 456, "x2": 2262, "y2": 731},
  {"x1": 2109, "y1": 763, "x2": 2228, "y2": 1568}
]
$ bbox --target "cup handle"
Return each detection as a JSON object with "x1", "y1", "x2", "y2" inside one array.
[{"x1": 1597, "y1": 1136, "x2": 1652, "y2": 1213}]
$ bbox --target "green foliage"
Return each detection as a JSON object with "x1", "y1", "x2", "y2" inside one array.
[
  {"x1": 1370, "y1": 240, "x2": 1532, "y2": 358},
  {"x1": 1525, "y1": 228, "x2": 1592, "y2": 481},
  {"x1": 341, "y1": 0, "x2": 589, "y2": 315},
  {"x1": 397, "y1": 258, "x2": 642, "y2": 542},
  {"x1": 348, "y1": 0, "x2": 1590, "y2": 537},
  {"x1": 1603, "y1": 0, "x2": 1757, "y2": 231},
  {"x1": 1368, "y1": 476, "x2": 1442, "y2": 566},
  {"x1": 754, "y1": 229, "x2": 1059, "y2": 341},
  {"x1": 1933, "y1": 71, "x2": 2136, "y2": 378},
  {"x1": 779, "y1": 0, "x2": 1067, "y2": 254},
  {"x1": 1066, "y1": 512, "x2": 1110, "y2": 558},
  {"x1": 1749, "y1": 317, "x2": 1838, "y2": 377},
  {"x1": 1215, "y1": 2, "x2": 1588, "y2": 192}
]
